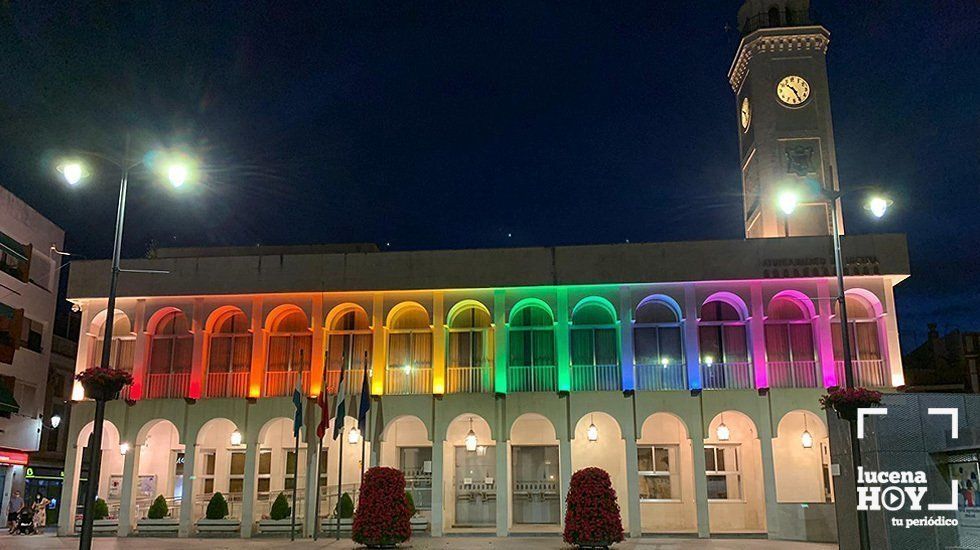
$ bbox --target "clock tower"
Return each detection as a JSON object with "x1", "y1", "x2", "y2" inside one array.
[{"x1": 729, "y1": 0, "x2": 843, "y2": 239}]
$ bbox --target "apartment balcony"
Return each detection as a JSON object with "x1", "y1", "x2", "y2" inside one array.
[
  {"x1": 507, "y1": 365, "x2": 557, "y2": 392},
  {"x1": 767, "y1": 360, "x2": 820, "y2": 388},
  {"x1": 835, "y1": 359, "x2": 890, "y2": 388},
  {"x1": 447, "y1": 363, "x2": 493, "y2": 393},
  {"x1": 635, "y1": 361, "x2": 687, "y2": 391},
  {"x1": 145, "y1": 373, "x2": 191, "y2": 399},
  {"x1": 384, "y1": 363, "x2": 432, "y2": 395},
  {"x1": 264, "y1": 370, "x2": 312, "y2": 397},
  {"x1": 325, "y1": 367, "x2": 368, "y2": 394},
  {"x1": 700, "y1": 361, "x2": 754, "y2": 390},
  {"x1": 570, "y1": 363, "x2": 621, "y2": 391},
  {"x1": 205, "y1": 371, "x2": 250, "y2": 398}
]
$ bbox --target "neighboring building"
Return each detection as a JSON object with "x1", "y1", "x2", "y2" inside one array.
[
  {"x1": 903, "y1": 324, "x2": 980, "y2": 393},
  {"x1": 56, "y1": 0, "x2": 910, "y2": 543},
  {"x1": 0, "y1": 184, "x2": 65, "y2": 521}
]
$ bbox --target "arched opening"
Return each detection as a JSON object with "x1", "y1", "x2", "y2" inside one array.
[
  {"x1": 507, "y1": 301, "x2": 556, "y2": 392},
  {"x1": 510, "y1": 413, "x2": 560, "y2": 527},
  {"x1": 85, "y1": 309, "x2": 136, "y2": 399},
  {"x1": 319, "y1": 415, "x2": 366, "y2": 518},
  {"x1": 445, "y1": 414, "x2": 495, "y2": 529},
  {"x1": 132, "y1": 420, "x2": 183, "y2": 521},
  {"x1": 834, "y1": 292, "x2": 888, "y2": 386},
  {"x1": 380, "y1": 416, "x2": 432, "y2": 515},
  {"x1": 638, "y1": 413, "x2": 696, "y2": 533},
  {"x1": 253, "y1": 418, "x2": 307, "y2": 522},
  {"x1": 698, "y1": 296, "x2": 751, "y2": 389},
  {"x1": 326, "y1": 305, "x2": 372, "y2": 395},
  {"x1": 765, "y1": 294, "x2": 818, "y2": 388},
  {"x1": 264, "y1": 307, "x2": 312, "y2": 397},
  {"x1": 146, "y1": 308, "x2": 193, "y2": 399},
  {"x1": 571, "y1": 412, "x2": 627, "y2": 529},
  {"x1": 205, "y1": 307, "x2": 252, "y2": 398},
  {"x1": 193, "y1": 418, "x2": 243, "y2": 521},
  {"x1": 634, "y1": 296, "x2": 685, "y2": 390},
  {"x1": 447, "y1": 301, "x2": 494, "y2": 393},
  {"x1": 386, "y1": 303, "x2": 432, "y2": 395},
  {"x1": 70, "y1": 421, "x2": 123, "y2": 530},
  {"x1": 773, "y1": 410, "x2": 833, "y2": 504},
  {"x1": 705, "y1": 411, "x2": 766, "y2": 534},
  {"x1": 570, "y1": 298, "x2": 620, "y2": 391},
  {"x1": 768, "y1": 6, "x2": 781, "y2": 27}
]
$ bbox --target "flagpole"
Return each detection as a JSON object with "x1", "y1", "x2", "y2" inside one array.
[
  {"x1": 289, "y1": 360, "x2": 303, "y2": 542},
  {"x1": 312, "y1": 347, "x2": 330, "y2": 541},
  {"x1": 359, "y1": 351, "x2": 369, "y2": 485},
  {"x1": 335, "y1": 350, "x2": 349, "y2": 541}
]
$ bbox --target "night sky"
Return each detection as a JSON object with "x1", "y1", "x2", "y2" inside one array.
[{"x1": 1, "y1": 2, "x2": 978, "y2": 349}]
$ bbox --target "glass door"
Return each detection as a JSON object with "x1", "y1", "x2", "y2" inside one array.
[
  {"x1": 400, "y1": 447, "x2": 432, "y2": 511},
  {"x1": 454, "y1": 445, "x2": 495, "y2": 526},
  {"x1": 511, "y1": 445, "x2": 559, "y2": 524}
]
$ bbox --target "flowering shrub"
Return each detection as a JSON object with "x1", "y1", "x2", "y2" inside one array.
[
  {"x1": 352, "y1": 467, "x2": 411, "y2": 547},
  {"x1": 820, "y1": 386, "x2": 883, "y2": 412},
  {"x1": 563, "y1": 467, "x2": 624, "y2": 548},
  {"x1": 75, "y1": 367, "x2": 134, "y2": 386}
]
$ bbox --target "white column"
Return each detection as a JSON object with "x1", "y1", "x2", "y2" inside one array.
[
  {"x1": 815, "y1": 280, "x2": 837, "y2": 386},
  {"x1": 683, "y1": 285, "x2": 701, "y2": 389},
  {"x1": 623, "y1": 421, "x2": 641, "y2": 537},
  {"x1": 178, "y1": 443, "x2": 197, "y2": 537},
  {"x1": 190, "y1": 298, "x2": 206, "y2": 399},
  {"x1": 558, "y1": 438, "x2": 572, "y2": 525},
  {"x1": 58, "y1": 442, "x2": 82, "y2": 535},
  {"x1": 240, "y1": 439, "x2": 259, "y2": 538},
  {"x1": 131, "y1": 299, "x2": 148, "y2": 399},
  {"x1": 118, "y1": 444, "x2": 141, "y2": 536},
  {"x1": 749, "y1": 283, "x2": 768, "y2": 388},
  {"x1": 304, "y1": 408, "x2": 319, "y2": 537},
  {"x1": 881, "y1": 283, "x2": 903, "y2": 386},
  {"x1": 495, "y1": 439, "x2": 509, "y2": 536},
  {"x1": 618, "y1": 286, "x2": 635, "y2": 391},
  {"x1": 691, "y1": 412, "x2": 710, "y2": 538},
  {"x1": 757, "y1": 402, "x2": 779, "y2": 537},
  {"x1": 430, "y1": 438, "x2": 445, "y2": 536}
]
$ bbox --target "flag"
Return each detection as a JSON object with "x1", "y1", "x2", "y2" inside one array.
[
  {"x1": 332, "y1": 355, "x2": 348, "y2": 440},
  {"x1": 316, "y1": 384, "x2": 332, "y2": 440},
  {"x1": 357, "y1": 352, "x2": 371, "y2": 433},
  {"x1": 292, "y1": 371, "x2": 304, "y2": 438}
]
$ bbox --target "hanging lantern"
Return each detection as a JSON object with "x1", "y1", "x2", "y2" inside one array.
[
  {"x1": 50, "y1": 414, "x2": 62, "y2": 429},
  {"x1": 230, "y1": 430, "x2": 243, "y2": 446},
  {"x1": 465, "y1": 417, "x2": 478, "y2": 452},
  {"x1": 349, "y1": 426, "x2": 361, "y2": 445},
  {"x1": 716, "y1": 414, "x2": 730, "y2": 441},
  {"x1": 119, "y1": 442, "x2": 130, "y2": 456},
  {"x1": 587, "y1": 415, "x2": 599, "y2": 442},
  {"x1": 801, "y1": 413, "x2": 813, "y2": 448}
]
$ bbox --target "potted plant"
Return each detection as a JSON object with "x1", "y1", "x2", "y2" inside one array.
[
  {"x1": 76, "y1": 367, "x2": 133, "y2": 401},
  {"x1": 352, "y1": 467, "x2": 412, "y2": 548},
  {"x1": 563, "y1": 467, "x2": 624, "y2": 549},
  {"x1": 197, "y1": 492, "x2": 240, "y2": 535},
  {"x1": 76, "y1": 497, "x2": 119, "y2": 534},
  {"x1": 258, "y1": 492, "x2": 299, "y2": 534},
  {"x1": 404, "y1": 491, "x2": 428, "y2": 532},
  {"x1": 820, "y1": 386, "x2": 883, "y2": 421},
  {"x1": 322, "y1": 492, "x2": 355, "y2": 534},
  {"x1": 137, "y1": 495, "x2": 179, "y2": 535}
]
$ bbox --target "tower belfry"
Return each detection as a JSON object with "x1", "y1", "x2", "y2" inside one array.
[{"x1": 730, "y1": 0, "x2": 843, "y2": 238}]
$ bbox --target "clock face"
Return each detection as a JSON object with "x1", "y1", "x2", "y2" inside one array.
[
  {"x1": 740, "y1": 97, "x2": 751, "y2": 130},
  {"x1": 776, "y1": 75, "x2": 810, "y2": 105}
]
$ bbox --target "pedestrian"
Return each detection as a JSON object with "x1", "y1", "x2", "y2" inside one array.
[
  {"x1": 6, "y1": 490, "x2": 24, "y2": 534},
  {"x1": 32, "y1": 493, "x2": 51, "y2": 534}
]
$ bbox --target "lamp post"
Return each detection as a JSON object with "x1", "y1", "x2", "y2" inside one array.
[
  {"x1": 779, "y1": 187, "x2": 891, "y2": 550},
  {"x1": 57, "y1": 144, "x2": 193, "y2": 550}
]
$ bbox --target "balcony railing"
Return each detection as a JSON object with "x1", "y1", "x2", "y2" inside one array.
[
  {"x1": 326, "y1": 368, "x2": 367, "y2": 394},
  {"x1": 636, "y1": 362, "x2": 687, "y2": 391},
  {"x1": 700, "y1": 362, "x2": 754, "y2": 390},
  {"x1": 835, "y1": 359, "x2": 890, "y2": 388},
  {"x1": 447, "y1": 364, "x2": 493, "y2": 393},
  {"x1": 384, "y1": 365, "x2": 432, "y2": 395},
  {"x1": 144, "y1": 373, "x2": 191, "y2": 399},
  {"x1": 507, "y1": 365, "x2": 557, "y2": 392},
  {"x1": 570, "y1": 363, "x2": 621, "y2": 391},
  {"x1": 767, "y1": 360, "x2": 819, "y2": 388},
  {"x1": 88, "y1": 336, "x2": 135, "y2": 371},
  {"x1": 265, "y1": 370, "x2": 312, "y2": 397},
  {"x1": 205, "y1": 371, "x2": 250, "y2": 398}
]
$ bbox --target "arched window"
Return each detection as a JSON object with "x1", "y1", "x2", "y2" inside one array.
[
  {"x1": 326, "y1": 307, "x2": 372, "y2": 394},
  {"x1": 833, "y1": 295, "x2": 886, "y2": 386},
  {"x1": 634, "y1": 298, "x2": 685, "y2": 390},
  {"x1": 265, "y1": 308, "x2": 311, "y2": 397},
  {"x1": 698, "y1": 298, "x2": 752, "y2": 389},
  {"x1": 765, "y1": 296, "x2": 817, "y2": 388},
  {"x1": 570, "y1": 300, "x2": 619, "y2": 391},
  {"x1": 205, "y1": 309, "x2": 252, "y2": 398},
  {"x1": 447, "y1": 304, "x2": 493, "y2": 393},
  {"x1": 508, "y1": 302, "x2": 556, "y2": 392},
  {"x1": 386, "y1": 304, "x2": 432, "y2": 394},
  {"x1": 147, "y1": 310, "x2": 193, "y2": 398},
  {"x1": 88, "y1": 309, "x2": 135, "y2": 372},
  {"x1": 768, "y1": 6, "x2": 781, "y2": 26}
]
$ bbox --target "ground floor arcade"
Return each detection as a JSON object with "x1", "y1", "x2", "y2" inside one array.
[{"x1": 57, "y1": 390, "x2": 838, "y2": 541}]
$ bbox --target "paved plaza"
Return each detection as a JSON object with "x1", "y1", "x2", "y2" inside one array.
[{"x1": 0, "y1": 532, "x2": 837, "y2": 550}]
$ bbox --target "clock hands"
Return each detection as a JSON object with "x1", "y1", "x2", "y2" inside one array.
[{"x1": 788, "y1": 85, "x2": 801, "y2": 101}]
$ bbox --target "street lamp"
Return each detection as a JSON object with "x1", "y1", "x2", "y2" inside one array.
[
  {"x1": 49, "y1": 414, "x2": 61, "y2": 429},
  {"x1": 56, "y1": 143, "x2": 197, "y2": 550},
  {"x1": 778, "y1": 186, "x2": 892, "y2": 550}
]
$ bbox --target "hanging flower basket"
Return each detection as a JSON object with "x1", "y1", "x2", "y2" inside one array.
[
  {"x1": 820, "y1": 386, "x2": 883, "y2": 421},
  {"x1": 76, "y1": 368, "x2": 133, "y2": 402},
  {"x1": 563, "y1": 467, "x2": 624, "y2": 549}
]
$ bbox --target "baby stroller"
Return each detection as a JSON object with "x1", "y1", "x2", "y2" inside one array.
[{"x1": 14, "y1": 507, "x2": 36, "y2": 535}]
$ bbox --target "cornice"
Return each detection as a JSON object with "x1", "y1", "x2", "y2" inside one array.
[{"x1": 728, "y1": 26, "x2": 830, "y2": 93}]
